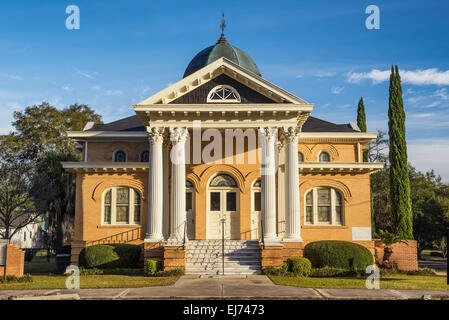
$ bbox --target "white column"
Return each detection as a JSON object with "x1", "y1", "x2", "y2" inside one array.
[
  {"x1": 277, "y1": 142, "x2": 286, "y2": 239},
  {"x1": 169, "y1": 127, "x2": 188, "y2": 242},
  {"x1": 162, "y1": 143, "x2": 170, "y2": 240},
  {"x1": 145, "y1": 127, "x2": 165, "y2": 242},
  {"x1": 259, "y1": 127, "x2": 278, "y2": 242},
  {"x1": 284, "y1": 126, "x2": 302, "y2": 241}
]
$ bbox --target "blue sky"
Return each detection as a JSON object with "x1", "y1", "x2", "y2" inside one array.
[{"x1": 1, "y1": 0, "x2": 449, "y2": 180}]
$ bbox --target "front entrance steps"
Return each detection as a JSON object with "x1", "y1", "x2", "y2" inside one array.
[{"x1": 185, "y1": 240, "x2": 262, "y2": 275}]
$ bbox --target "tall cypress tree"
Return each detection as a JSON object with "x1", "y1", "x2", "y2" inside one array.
[
  {"x1": 388, "y1": 65, "x2": 413, "y2": 239},
  {"x1": 357, "y1": 97, "x2": 369, "y2": 162}
]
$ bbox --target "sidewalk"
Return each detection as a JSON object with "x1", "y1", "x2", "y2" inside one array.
[{"x1": 1, "y1": 275, "x2": 448, "y2": 300}]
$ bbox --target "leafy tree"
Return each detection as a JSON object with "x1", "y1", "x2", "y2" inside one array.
[
  {"x1": 357, "y1": 97, "x2": 369, "y2": 162},
  {"x1": 31, "y1": 152, "x2": 78, "y2": 252},
  {"x1": 5, "y1": 102, "x2": 102, "y2": 161},
  {"x1": 388, "y1": 66, "x2": 413, "y2": 239},
  {"x1": 0, "y1": 163, "x2": 40, "y2": 242}
]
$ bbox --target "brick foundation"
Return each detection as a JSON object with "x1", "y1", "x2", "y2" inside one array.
[
  {"x1": 374, "y1": 240, "x2": 418, "y2": 271},
  {"x1": 260, "y1": 244, "x2": 284, "y2": 268},
  {"x1": 144, "y1": 242, "x2": 165, "y2": 260},
  {"x1": 0, "y1": 244, "x2": 25, "y2": 277},
  {"x1": 163, "y1": 245, "x2": 186, "y2": 271}
]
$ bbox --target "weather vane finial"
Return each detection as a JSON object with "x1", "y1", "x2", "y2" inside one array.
[{"x1": 220, "y1": 12, "x2": 226, "y2": 35}]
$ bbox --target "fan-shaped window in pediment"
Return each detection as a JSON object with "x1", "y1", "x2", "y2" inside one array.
[{"x1": 207, "y1": 85, "x2": 241, "y2": 103}]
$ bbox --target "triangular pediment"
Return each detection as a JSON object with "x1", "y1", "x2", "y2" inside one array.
[{"x1": 136, "y1": 57, "x2": 309, "y2": 105}]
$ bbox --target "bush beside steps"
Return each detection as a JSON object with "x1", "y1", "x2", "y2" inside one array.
[
  {"x1": 79, "y1": 244, "x2": 141, "y2": 269},
  {"x1": 262, "y1": 257, "x2": 312, "y2": 277}
]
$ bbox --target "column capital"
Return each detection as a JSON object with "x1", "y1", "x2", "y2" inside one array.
[
  {"x1": 147, "y1": 127, "x2": 165, "y2": 144},
  {"x1": 283, "y1": 126, "x2": 301, "y2": 143},
  {"x1": 169, "y1": 127, "x2": 189, "y2": 144},
  {"x1": 259, "y1": 127, "x2": 278, "y2": 140}
]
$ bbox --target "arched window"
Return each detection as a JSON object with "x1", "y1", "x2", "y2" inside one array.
[
  {"x1": 209, "y1": 174, "x2": 237, "y2": 187},
  {"x1": 304, "y1": 187, "x2": 344, "y2": 225},
  {"x1": 298, "y1": 152, "x2": 304, "y2": 163},
  {"x1": 319, "y1": 151, "x2": 331, "y2": 162},
  {"x1": 186, "y1": 180, "x2": 194, "y2": 188},
  {"x1": 140, "y1": 150, "x2": 149, "y2": 162},
  {"x1": 113, "y1": 150, "x2": 127, "y2": 162},
  {"x1": 103, "y1": 187, "x2": 141, "y2": 225},
  {"x1": 207, "y1": 85, "x2": 241, "y2": 103}
]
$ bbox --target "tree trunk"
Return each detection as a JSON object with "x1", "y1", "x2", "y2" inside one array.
[{"x1": 383, "y1": 246, "x2": 393, "y2": 263}]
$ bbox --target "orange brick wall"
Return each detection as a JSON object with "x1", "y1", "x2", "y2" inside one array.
[
  {"x1": 0, "y1": 244, "x2": 25, "y2": 277},
  {"x1": 374, "y1": 240, "x2": 418, "y2": 271}
]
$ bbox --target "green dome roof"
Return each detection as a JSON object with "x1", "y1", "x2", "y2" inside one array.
[{"x1": 183, "y1": 34, "x2": 261, "y2": 78}]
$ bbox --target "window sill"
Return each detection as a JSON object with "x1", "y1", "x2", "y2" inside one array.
[{"x1": 302, "y1": 225, "x2": 347, "y2": 229}]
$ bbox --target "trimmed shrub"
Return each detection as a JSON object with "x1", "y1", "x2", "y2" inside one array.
[
  {"x1": 304, "y1": 241, "x2": 373, "y2": 271},
  {"x1": 310, "y1": 267, "x2": 364, "y2": 278},
  {"x1": 79, "y1": 244, "x2": 141, "y2": 269},
  {"x1": 145, "y1": 258, "x2": 163, "y2": 276},
  {"x1": 153, "y1": 268, "x2": 185, "y2": 277},
  {"x1": 0, "y1": 274, "x2": 33, "y2": 283},
  {"x1": 261, "y1": 266, "x2": 281, "y2": 275},
  {"x1": 286, "y1": 257, "x2": 312, "y2": 277}
]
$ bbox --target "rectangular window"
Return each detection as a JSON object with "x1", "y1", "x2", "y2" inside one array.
[
  {"x1": 254, "y1": 192, "x2": 261, "y2": 212},
  {"x1": 116, "y1": 187, "x2": 129, "y2": 223},
  {"x1": 226, "y1": 192, "x2": 236, "y2": 211},
  {"x1": 210, "y1": 192, "x2": 220, "y2": 211},
  {"x1": 306, "y1": 191, "x2": 313, "y2": 223},
  {"x1": 186, "y1": 192, "x2": 193, "y2": 211},
  {"x1": 104, "y1": 190, "x2": 112, "y2": 224},
  {"x1": 134, "y1": 191, "x2": 141, "y2": 224},
  {"x1": 335, "y1": 192, "x2": 342, "y2": 224},
  {"x1": 317, "y1": 189, "x2": 331, "y2": 223}
]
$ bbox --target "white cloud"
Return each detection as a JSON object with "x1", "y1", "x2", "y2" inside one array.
[
  {"x1": 331, "y1": 86, "x2": 344, "y2": 94},
  {"x1": 92, "y1": 85, "x2": 101, "y2": 91},
  {"x1": 435, "y1": 88, "x2": 449, "y2": 100},
  {"x1": 106, "y1": 90, "x2": 123, "y2": 96},
  {"x1": 296, "y1": 74, "x2": 303, "y2": 78},
  {"x1": 5, "y1": 74, "x2": 22, "y2": 81},
  {"x1": 76, "y1": 70, "x2": 98, "y2": 79},
  {"x1": 61, "y1": 85, "x2": 73, "y2": 91},
  {"x1": 408, "y1": 112, "x2": 434, "y2": 118},
  {"x1": 346, "y1": 68, "x2": 449, "y2": 85},
  {"x1": 424, "y1": 101, "x2": 441, "y2": 108},
  {"x1": 314, "y1": 71, "x2": 337, "y2": 77}
]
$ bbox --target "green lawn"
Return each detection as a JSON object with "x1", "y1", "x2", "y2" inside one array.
[
  {"x1": 0, "y1": 275, "x2": 179, "y2": 290},
  {"x1": 269, "y1": 274, "x2": 449, "y2": 291},
  {"x1": 24, "y1": 257, "x2": 58, "y2": 274}
]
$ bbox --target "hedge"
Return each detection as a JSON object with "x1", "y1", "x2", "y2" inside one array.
[
  {"x1": 145, "y1": 258, "x2": 163, "y2": 276},
  {"x1": 286, "y1": 257, "x2": 312, "y2": 277},
  {"x1": 79, "y1": 244, "x2": 141, "y2": 269},
  {"x1": 303, "y1": 241, "x2": 373, "y2": 270}
]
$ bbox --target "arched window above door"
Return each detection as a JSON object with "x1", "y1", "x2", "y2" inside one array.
[{"x1": 209, "y1": 174, "x2": 237, "y2": 187}]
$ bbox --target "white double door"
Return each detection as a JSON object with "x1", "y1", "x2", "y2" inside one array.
[{"x1": 207, "y1": 189, "x2": 239, "y2": 239}]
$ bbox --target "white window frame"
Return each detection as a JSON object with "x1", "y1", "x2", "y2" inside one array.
[
  {"x1": 113, "y1": 149, "x2": 127, "y2": 162},
  {"x1": 304, "y1": 187, "x2": 344, "y2": 226},
  {"x1": 206, "y1": 85, "x2": 241, "y2": 103},
  {"x1": 318, "y1": 151, "x2": 331, "y2": 162},
  {"x1": 101, "y1": 187, "x2": 141, "y2": 225},
  {"x1": 298, "y1": 152, "x2": 304, "y2": 163}
]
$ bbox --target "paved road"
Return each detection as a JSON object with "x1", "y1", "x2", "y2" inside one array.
[{"x1": 1, "y1": 275, "x2": 448, "y2": 300}]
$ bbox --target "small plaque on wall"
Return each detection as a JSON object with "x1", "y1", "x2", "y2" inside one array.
[{"x1": 352, "y1": 227, "x2": 372, "y2": 241}]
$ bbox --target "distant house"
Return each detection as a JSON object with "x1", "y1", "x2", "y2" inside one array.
[{"x1": 0, "y1": 212, "x2": 46, "y2": 249}]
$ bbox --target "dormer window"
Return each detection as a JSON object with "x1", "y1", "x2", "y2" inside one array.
[{"x1": 207, "y1": 85, "x2": 241, "y2": 103}]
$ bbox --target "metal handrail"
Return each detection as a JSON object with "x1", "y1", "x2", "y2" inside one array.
[
  {"x1": 86, "y1": 226, "x2": 143, "y2": 247},
  {"x1": 221, "y1": 217, "x2": 225, "y2": 275},
  {"x1": 182, "y1": 219, "x2": 187, "y2": 250}
]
